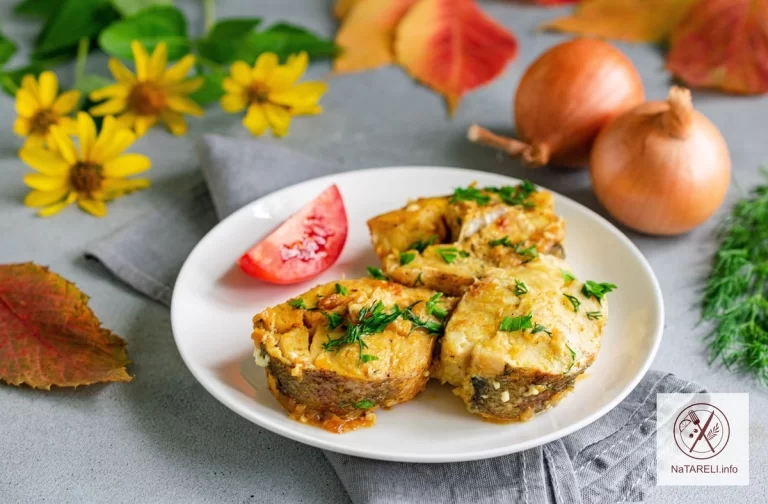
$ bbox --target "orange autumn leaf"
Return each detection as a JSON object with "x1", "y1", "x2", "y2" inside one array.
[
  {"x1": 335, "y1": 0, "x2": 418, "y2": 73},
  {"x1": 530, "y1": 0, "x2": 577, "y2": 5},
  {"x1": 0, "y1": 263, "x2": 132, "y2": 389},
  {"x1": 542, "y1": 0, "x2": 699, "y2": 43},
  {"x1": 667, "y1": 0, "x2": 768, "y2": 94},
  {"x1": 395, "y1": 0, "x2": 519, "y2": 115},
  {"x1": 334, "y1": 0, "x2": 364, "y2": 19}
]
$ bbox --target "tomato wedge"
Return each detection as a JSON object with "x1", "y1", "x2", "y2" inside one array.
[{"x1": 238, "y1": 184, "x2": 348, "y2": 284}]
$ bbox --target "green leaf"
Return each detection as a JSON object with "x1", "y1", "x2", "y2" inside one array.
[
  {"x1": 0, "y1": 62, "x2": 46, "y2": 96},
  {"x1": 34, "y1": 0, "x2": 120, "y2": 59},
  {"x1": 99, "y1": 5, "x2": 190, "y2": 61},
  {"x1": 188, "y1": 67, "x2": 225, "y2": 106},
  {"x1": 77, "y1": 73, "x2": 112, "y2": 95},
  {"x1": 197, "y1": 21, "x2": 338, "y2": 65},
  {"x1": 208, "y1": 18, "x2": 262, "y2": 40},
  {"x1": 0, "y1": 33, "x2": 17, "y2": 67},
  {"x1": 110, "y1": 0, "x2": 172, "y2": 17},
  {"x1": 13, "y1": 0, "x2": 62, "y2": 18}
]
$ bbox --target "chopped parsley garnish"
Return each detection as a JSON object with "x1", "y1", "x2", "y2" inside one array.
[
  {"x1": 489, "y1": 237, "x2": 538, "y2": 262},
  {"x1": 400, "y1": 251, "x2": 416, "y2": 265},
  {"x1": 450, "y1": 186, "x2": 491, "y2": 206},
  {"x1": 437, "y1": 246, "x2": 463, "y2": 264},
  {"x1": 513, "y1": 279, "x2": 528, "y2": 296},
  {"x1": 414, "y1": 272, "x2": 424, "y2": 287},
  {"x1": 355, "y1": 400, "x2": 375, "y2": 409},
  {"x1": 587, "y1": 311, "x2": 602, "y2": 320},
  {"x1": 485, "y1": 180, "x2": 537, "y2": 208},
  {"x1": 324, "y1": 311, "x2": 344, "y2": 329},
  {"x1": 403, "y1": 302, "x2": 443, "y2": 335},
  {"x1": 581, "y1": 281, "x2": 617, "y2": 305},
  {"x1": 532, "y1": 324, "x2": 552, "y2": 336},
  {"x1": 360, "y1": 354, "x2": 378, "y2": 363},
  {"x1": 490, "y1": 236, "x2": 512, "y2": 247},
  {"x1": 564, "y1": 344, "x2": 576, "y2": 374},
  {"x1": 426, "y1": 292, "x2": 448, "y2": 320},
  {"x1": 499, "y1": 313, "x2": 533, "y2": 332},
  {"x1": 561, "y1": 270, "x2": 576, "y2": 284},
  {"x1": 408, "y1": 235, "x2": 438, "y2": 253},
  {"x1": 322, "y1": 301, "x2": 402, "y2": 362},
  {"x1": 563, "y1": 293, "x2": 581, "y2": 312},
  {"x1": 335, "y1": 283, "x2": 348, "y2": 295},
  {"x1": 288, "y1": 298, "x2": 306, "y2": 309},
  {"x1": 367, "y1": 266, "x2": 388, "y2": 280}
]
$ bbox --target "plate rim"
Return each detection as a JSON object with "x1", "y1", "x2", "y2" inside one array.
[{"x1": 170, "y1": 165, "x2": 665, "y2": 463}]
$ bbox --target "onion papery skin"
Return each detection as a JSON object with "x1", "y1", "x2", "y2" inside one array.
[
  {"x1": 514, "y1": 38, "x2": 645, "y2": 168},
  {"x1": 590, "y1": 97, "x2": 731, "y2": 236}
]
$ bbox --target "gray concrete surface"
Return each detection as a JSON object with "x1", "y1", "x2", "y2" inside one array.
[{"x1": 0, "y1": 1, "x2": 765, "y2": 502}]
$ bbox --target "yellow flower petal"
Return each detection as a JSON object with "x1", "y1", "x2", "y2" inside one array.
[
  {"x1": 242, "y1": 104, "x2": 268, "y2": 136},
  {"x1": 37, "y1": 71, "x2": 59, "y2": 107},
  {"x1": 38, "y1": 192, "x2": 76, "y2": 217},
  {"x1": 134, "y1": 115, "x2": 158, "y2": 137},
  {"x1": 109, "y1": 58, "x2": 136, "y2": 83},
  {"x1": 100, "y1": 129, "x2": 137, "y2": 161},
  {"x1": 23, "y1": 173, "x2": 68, "y2": 191},
  {"x1": 15, "y1": 89, "x2": 39, "y2": 117},
  {"x1": 78, "y1": 198, "x2": 107, "y2": 217},
  {"x1": 167, "y1": 77, "x2": 204, "y2": 94},
  {"x1": 163, "y1": 54, "x2": 196, "y2": 83},
  {"x1": 102, "y1": 178, "x2": 151, "y2": 193},
  {"x1": 230, "y1": 61, "x2": 253, "y2": 87},
  {"x1": 166, "y1": 95, "x2": 204, "y2": 116},
  {"x1": 77, "y1": 112, "x2": 97, "y2": 161},
  {"x1": 268, "y1": 52, "x2": 308, "y2": 89},
  {"x1": 90, "y1": 97, "x2": 126, "y2": 116},
  {"x1": 22, "y1": 135, "x2": 46, "y2": 151},
  {"x1": 293, "y1": 104, "x2": 324, "y2": 116},
  {"x1": 269, "y1": 82, "x2": 327, "y2": 108},
  {"x1": 160, "y1": 111, "x2": 187, "y2": 135},
  {"x1": 132, "y1": 41, "x2": 150, "y2": 81},
  {"x1": 263, "y1": 103, "x2": 292, "y2": 137},
  {"x1": 49, "y1": 126, "x2": 78, "y2": 165},
  {"x1": 24, "y1": 187, "x2": 69, "y2": 207},
  {"x1": 89, "y1": 83, "x2": 129, "y2": 102},
  {"x1": 14, "y1": 117, "x2": 31, "y2": 136},
  {"x1": 221, "y1": 92, "x2": 247, "y2": 113},
  {"x1": 222, "y1": 77, "x2": 244, "y2": 94},
  {"x1": 52, "y1": 90, "x2": 81, "y2": 114},
  {"x1": 253, "y1": 53, "x2": 279, "y2": 82},
  {"x1": 115, "y1": 112, "x2": 137, "y2": 130},
  {"x1": 57, "y1": 116, "x2": 78, "y2": 135},
  {"x1": 148, "y1": 41, "x2": 168, "y2": 80},
  {"x1": 20, "y1": 146, "x2": 70, "y2": 175},
  {"x1": 103, "y1": 154, "x2": 151, "y2": 177},
  {"x1": 21, "y1": 74, "x2": 40, "y2": 99}
]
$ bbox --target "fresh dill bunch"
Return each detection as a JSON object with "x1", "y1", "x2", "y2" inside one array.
[{"x1": 702, "y1": 176, "x2": 768, "y2": 384}]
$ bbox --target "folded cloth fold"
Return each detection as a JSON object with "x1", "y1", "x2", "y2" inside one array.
[{"x1": 86, "y1": 134, "x2": 704, "y2": 504}]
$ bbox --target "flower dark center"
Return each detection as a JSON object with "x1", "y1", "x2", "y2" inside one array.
[
  {"x1": 69, "y1": 162, "x2": 103, "y2": 196},
  {"x1": 128, "y1": 82, "x2": 167, "y2": 115},
  {"x1": 30, "y1": 109, "x2": 59, "y2": 135},
  {"x1": 247, "y1": 83, "x2": 271, "y2": 104}
]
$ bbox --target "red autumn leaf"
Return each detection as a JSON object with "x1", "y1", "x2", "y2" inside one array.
[
  {"x1": 0, "y1": 263, "x2": 132, "y2": 389},
  {"x1": 667, "y1": 0, "x2": 768, "y2": 94},
  {"x1": 395, "y1": 0, "x2": 519, "y2": 115}
]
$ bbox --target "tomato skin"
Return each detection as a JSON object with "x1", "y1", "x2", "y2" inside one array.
[{"x1": 238, "y1": 185, "x2": 348, "y2": 284}]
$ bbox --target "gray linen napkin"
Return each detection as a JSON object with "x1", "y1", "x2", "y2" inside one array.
[{"x1": 86, "y1": 134, "x2": 705, "y2": 504}]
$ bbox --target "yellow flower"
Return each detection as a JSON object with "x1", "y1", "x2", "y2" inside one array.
[
  {"x1": 220, "y1": 52, "x2": 327, "y2": 137},
  {"x1": 14, "y1": 71, "x2": 80, "y2": 149},
  {"x1": 21, "y1": 112, "x2": 151, "y2": 218},
  {"x1": 89, "y1": 41, "x2": 204, "y2": 137}
]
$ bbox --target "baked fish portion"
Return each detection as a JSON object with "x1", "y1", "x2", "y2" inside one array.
[
  {"x1": 367, "y1": 182, "x2": 565, "y2": 296},
  {"x1": 432, "y1": 254, "x2": 612, "y2": 422},
  {"x1": 251, "y1": 278, "x2": 458, "y2": 433}
]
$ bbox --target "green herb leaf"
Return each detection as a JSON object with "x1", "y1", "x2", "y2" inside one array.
[
  {"x1": 288, "y1": 298, "x2": 306, "y2": 309},
  {"x1": 402, "y1": 302, "x2": 443, "y2": 335},
  {"x1": 407, "y1": 235, "x2": 438, "y2": 253},
  {"x1": 581, "y1": 281, "x2": 617, "y2": 305},
  {"x1": 413, "y1": 272, "x2": 424, "y2": 287},
  {"x1": 324, "y1": 312, "x2": 344, "y2": 330},
  {"x1": 360, "y1": 354, "x2": 378, "y2": 363},
  {"x1": 14, "y1": 0, "x2": 63, "y2": 18},
  {"x1": 207, "y1": 18, "x2": 262, "y2": 40},
  {"x1": 499, "y1": 313, "x2": 533, "y2": 332},
  {"x1": 0, "y1": 32, "x2": 18, "y2": 67},
  {"x1": 110, "y1": 0, "x2": 171, "y2": 17},
  {"x1": 485, "y1": 180, "x2": 537, "y2": 207},
  {"x1": 354, "y1": 399, "x2": 375, "y2": 409},
  {"x1": 99, "y1": 5, "x2": 190, "y2": 61},
  {"x1": 437, "y1": 247, "x2": 463, "y2": 264},
  {"x1": 189, "y1": 67, "x2": 226, "y2": 105},
  {"x1": 532, "y1": 324, "x2": 552, "y2": 336},
  {"x1": 562, "y1": 269, "x2": 576, "y2": 284},
  {"x1": 513, "y1": 279, "x2": 528, "y2": 296},
  {"x1": 459, "y1": 250, "x2": 470, "y2": 258},
  {"x1": 450, "y1": 186, "x2": 490, "y2": 206},
  {"x1": 335, "y1": 283, "x2": 348, "y2": 295},
  {"x1": 425, "y1": 293, "x2": 448, "y2": 320},
  {"x1": 490, "y1": 236, "x2": 512, "y2": 247},
  {"x1": 323, "y1": 301, "x2": 402, "y2": 361},
  {"x1": 400, "y1": 251, "x2": 416, "y2": 265},
  {"x1": 587, "y1": 311, "x2": 602, "y2": 320},
  {"x1": 514, "y1": 243, "x2": 538, "y2": 262},
  {"x1": 563, "y1": 294, "x2": 581, "y2": 312},
  {"x1": 367, "y1": 266, "x2": 388, "y2": 280},
  {"x1": 564, "y1": 344, "x2": 576, "y2": 374},
  {"x1": 33, "y1": 0, "x2": 120, "y2": 59}
]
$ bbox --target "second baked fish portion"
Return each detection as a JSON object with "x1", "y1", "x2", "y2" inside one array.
[{"x1": 367, "y1": 182, "x2": 565, "y2": 295}]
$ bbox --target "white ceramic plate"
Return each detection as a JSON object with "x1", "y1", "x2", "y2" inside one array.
[{"x1": 171, "y1": 166, "x2": 663, "y2": 463}]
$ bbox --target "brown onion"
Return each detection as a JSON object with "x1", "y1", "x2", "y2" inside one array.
[
  {"x1": 590, "y1": 86, "x2": 731, "y2": 236},
  {"x1": 468, "y1": 38, "x2": 644, "y2": 168}
]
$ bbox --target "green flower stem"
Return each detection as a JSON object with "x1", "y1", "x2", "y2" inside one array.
[
  {"x1": 203, "y1": 0, "x2": 216, "y2": 36},
  {"x1": 73, "y1": 37, "x2": 89, "y2": 110}
]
